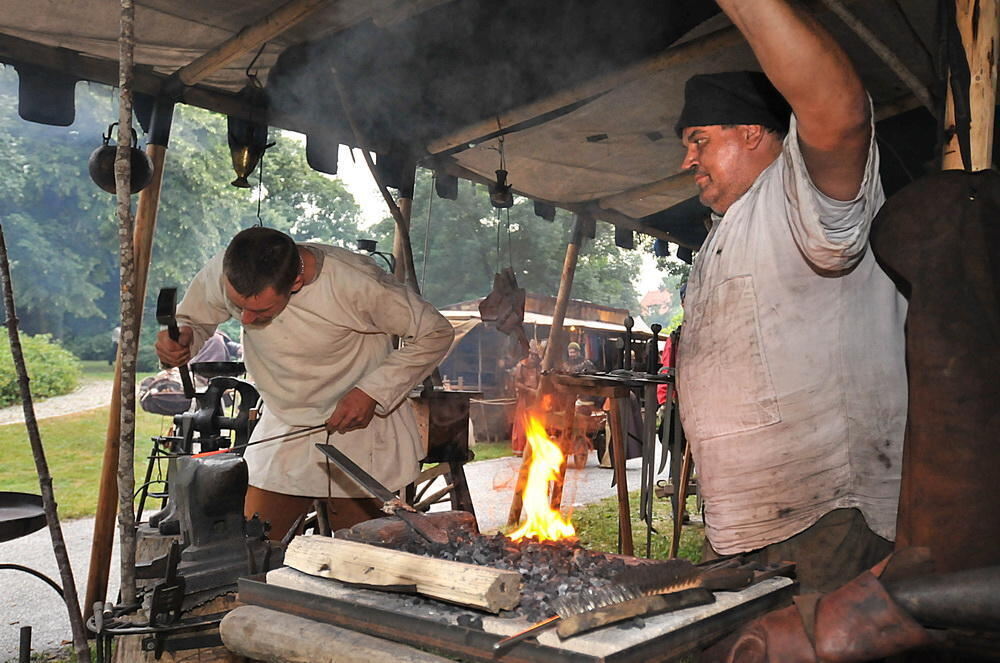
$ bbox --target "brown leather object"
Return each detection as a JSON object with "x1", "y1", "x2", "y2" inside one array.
[
  {"x1": 814, "y1": 571, "x2": 935, "y2": 661},
  {"x1": 869, "y1": 170, "x2": 1000, "y2": 575},
  {"x1": 703, "y1": 570, "x2": 935, "y2": 663}
]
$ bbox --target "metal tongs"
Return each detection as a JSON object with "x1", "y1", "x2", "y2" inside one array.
[{"x1": 315, "y1": 443, "x2": 450, "y2": 544}]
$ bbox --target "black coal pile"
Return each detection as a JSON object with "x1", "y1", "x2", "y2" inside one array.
[{"x1": 393, "y1": 531, "x2": 632, "y2": 622}]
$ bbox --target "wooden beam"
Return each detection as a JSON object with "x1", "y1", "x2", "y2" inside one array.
[
  {"x1": 174, "y1": 0, "x2": 332, "y2": 86},
  {"x1": 221, "y1": 605, "x2": 453, "y2": 663},
  {"x1": 817, "y1": 0, "x2": 936, "y2": 118},
  {"x1": 941, "y1": 0, "x2": 999, "y2": 170},
  {"x1": 426, "y1": 25, "x2": 745, "y2": 155},
  {"x1": 542, "y1": 214, "x2": 587, "y2": 373}
]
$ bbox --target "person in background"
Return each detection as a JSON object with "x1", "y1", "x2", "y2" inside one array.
[
  {"x1": 510, "y1": 344, "x2": 541, "y2": 456},
  {"x1": 561, "y1": 341, "x2": 596, "y2": 374},
  {"x1": 673, "y1": 0, "x2": 906, "y2": 593},
  {"x1": 155, "y1": 226, "x2": 454, "y2": 539},
  {"x1": 108, "y1": 325, "x2": 120, "y2": 366}
]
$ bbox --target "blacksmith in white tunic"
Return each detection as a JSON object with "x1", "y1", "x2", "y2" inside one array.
[
  {"x1": 155, "y1": 227, "x2": 454, "y2": 539},
  {"x1": 673, "y1": 0, "x2": 907, "y2": 593}
]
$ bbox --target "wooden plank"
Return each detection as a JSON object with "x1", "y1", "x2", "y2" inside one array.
[{"x1": 284, "y1": 536, "x2": 521, "y2": 613}]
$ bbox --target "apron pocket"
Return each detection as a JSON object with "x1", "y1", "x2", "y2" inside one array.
[{"x1": 680, "y1": 275, "x2": 780, "y2": 440}]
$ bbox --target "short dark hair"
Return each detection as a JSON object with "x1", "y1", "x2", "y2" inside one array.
[{"x1": 223, "y1": 227, "x2": 300, "y2": 297}]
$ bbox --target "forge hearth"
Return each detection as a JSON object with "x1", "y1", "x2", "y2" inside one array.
[
  {"x1": 238, "y1": 523, "x2": 795, "y2": 662},
  {"x1": 395, "y1": 531, "x2": 639, "y2": 622},
  {"x1": 336, "y1": 510, "x2": 643, "y2": 621},
  {"x1": 240, "y1": 566, "x2": 793, "y2": 662}
]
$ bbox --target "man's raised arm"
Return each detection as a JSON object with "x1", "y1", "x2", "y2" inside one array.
[{"x1": 717, "y1": 0, "x2": 870, "y2": 200}]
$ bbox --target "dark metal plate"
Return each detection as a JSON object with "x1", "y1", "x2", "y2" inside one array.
[
  {"x1": 190, "y1": 362, "x2": 246, "y2": 378},
  {"x1": 0, "y1": 492, "x2": 46, "y2": 542}
]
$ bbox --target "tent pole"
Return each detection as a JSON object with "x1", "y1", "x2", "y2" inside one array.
[
  {"x1": 506, "y1": 215, "x2": 586, "y2": 527},
  {"x1": 941, "y1": 0, "x2": 998, "y2": 170},
  {"x1": 392, "y1": 161, "x2": 417, "y2": 287},
  {"x1": 541, "y1": 215, "x2": 586, "y2": 373},
  {"x1": 85, "y1": 98, "x2": 174, "y2": 624}
]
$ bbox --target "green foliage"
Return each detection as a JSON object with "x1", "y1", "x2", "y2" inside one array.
[
  {"x1": 63, "y1": 331, "x2": 114, "y2": 361},
  {"x1": 0, "y1": 334, "x2": 81, "y2": 406},
  {"x1": 371, "y1": 170, "x2": 644, "y2": 310},
  {"x1": 0, "y1": 69, "x2": 363, "y2": 348},
  {"x1": 666, "y1": 307, "x2": 685, "y2": 334}
]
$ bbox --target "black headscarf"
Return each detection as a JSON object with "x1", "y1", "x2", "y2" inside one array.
[{"x1": 674, "y1": 71, "x2": 791, "y2": 137}]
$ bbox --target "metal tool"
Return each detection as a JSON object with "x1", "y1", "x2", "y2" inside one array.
[
  {"x1": 156, "y1": 287, "x2": 195, "y2": 399},
  {"x1": 494, "y1": 561, "x2": 759, "y2": 651},
  {"x1": 622, "y1": 314, "x2": 634, "y2": 370},
  {"x1": 315, "y1": 443, "x2": 450, "y2": 544},
  {"x1": 640, "y1": 323, "x2": 662, "y2": 556}
]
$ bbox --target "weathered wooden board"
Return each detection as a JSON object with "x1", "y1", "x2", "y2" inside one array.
[{"x1": 284, "y1": 535, "x2": 521, "y2": 613}]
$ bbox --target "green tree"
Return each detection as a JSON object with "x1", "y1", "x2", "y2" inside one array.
[
  {"x1": 371, "y1": 170, "x2": 644, "y2": 311},
  {"x1": 0, "y1": 69, "x2": 363, "y2": 348}
]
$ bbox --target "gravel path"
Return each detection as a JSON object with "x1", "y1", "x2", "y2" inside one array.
[{"x1": 0, "y1": 380, "x2": 116, "y2": 425}]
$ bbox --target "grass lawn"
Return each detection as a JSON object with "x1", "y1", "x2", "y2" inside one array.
[
  {"x1": 469, "y1": 440, "x2": 515, "y2": 462},
  {"x1": 1, "y1": 407, "x2": 174, "y2": 519},
  {"x1": 571, "y1": 492, "x2": 704, "y2": 563},
  {"x1": 78, "y1": 359, "x2": 118, "y2": 383}
]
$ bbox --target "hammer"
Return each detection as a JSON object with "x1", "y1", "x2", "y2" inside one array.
[{"x1": 156, "y1": 287, "x2": 195, "y2": 398}]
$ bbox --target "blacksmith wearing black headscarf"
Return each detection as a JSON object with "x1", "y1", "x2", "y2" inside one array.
[{"x1": 674, "y1": 71, "x2": 791, "y2": 137}]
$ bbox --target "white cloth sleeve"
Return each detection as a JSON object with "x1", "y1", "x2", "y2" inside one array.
[
  {"x1": 342, "y1": 266, "x2": 455, "y2": 414},
  {"x1": 780, "y1": 103, "x2": 884, "y2": 273},
  {"x1": 174, "y1": 251, "x2": 231, "y2": 358}
]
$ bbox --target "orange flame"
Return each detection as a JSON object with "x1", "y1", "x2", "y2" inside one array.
[{"x1": 509, "y1": 414, "x2": 576, "y2": 542}]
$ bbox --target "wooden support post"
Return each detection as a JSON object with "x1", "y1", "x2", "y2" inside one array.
[
  {"x1": 941, "y1": 0, "x2": 999, "y2": 170},
  {"x1": 85, "y1": 101, "x2": 174, "y2": 623},
  {"x1": 541, "y1": 214, "x2": 586, "y2": 373},
  {"x1": 505, "y1": 438, "x2": 531, "y2": 528},
  {"x1": 392, "y1": 162, "x2": 417, "y2": 287},
  {"x1": 508, "y1": 215, "x2": 586, "y2": 527}
]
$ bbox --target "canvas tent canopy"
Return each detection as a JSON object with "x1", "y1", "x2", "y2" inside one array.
[{"x1": 0, "y1": 0, "x2": 955, "y2": 250}]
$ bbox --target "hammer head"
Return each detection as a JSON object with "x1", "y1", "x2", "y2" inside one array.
[{"x1": 156, "y1": 287, "x2": 178, "y2": 326}]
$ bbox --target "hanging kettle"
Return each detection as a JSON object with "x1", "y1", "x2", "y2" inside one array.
[{"x1": 88, "y1": 123, "x2": 154, "y2": 195}]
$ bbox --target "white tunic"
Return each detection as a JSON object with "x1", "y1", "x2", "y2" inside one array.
[
  {"x1": 176, "y1": 244, "x2": 455, "y2": 497},
  {"x1": 677, "y1": 115, "x2": 907, "y2": 554}
]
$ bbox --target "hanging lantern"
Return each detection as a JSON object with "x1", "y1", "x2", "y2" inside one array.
[
  {"x1": 227, "y1": 82, "x2": 270, "y2": 188},
  {"x1": 88, "y1": 123, "x2": 153, "y2": 195},
  {"x1": 490, "y1": 169, "x2": 514, "y2": 209}
]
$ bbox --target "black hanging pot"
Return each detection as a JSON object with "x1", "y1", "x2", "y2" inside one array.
[{"x1": 88, "y1": 123, "x2": 154, "y2": 195}]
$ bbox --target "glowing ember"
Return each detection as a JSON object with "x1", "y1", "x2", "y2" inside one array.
[{"x1": 508, "y1": 414, "x2": 576, "y2": 542}]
